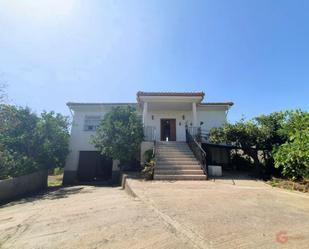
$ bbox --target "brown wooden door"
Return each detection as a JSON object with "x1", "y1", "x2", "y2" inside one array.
[
  {"x1": 170, "y1": 119, "x2": 176, "y2": 141},
  {"x1": 160, "y1": 119, "x2": 176, "y2": 141}
]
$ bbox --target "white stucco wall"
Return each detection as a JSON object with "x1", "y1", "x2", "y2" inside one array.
[
  {"x1": 197, "y1": 106, "x2": 228, "y2": 132},
  {"x1": 65, "y1": 109, "x2": 109, "y2": 171},
  {"x1": 144, "y1": 106, "x2": 227, "y2": 141},
  {"x1": 144, "y1": 110, "x2": 192, "y2": 141},
  {"x1": 65, "y1": 103, "x2": 229, "y2": 172}
]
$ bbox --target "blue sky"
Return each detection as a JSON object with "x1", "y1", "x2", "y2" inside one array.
[{"x1": 0, "y1": 0, "x2": 308, "y2": 122}]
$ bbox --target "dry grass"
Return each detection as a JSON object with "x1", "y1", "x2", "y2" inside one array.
[{"x1": 268, "y1": 177, "x2": 309, "y2": 193}]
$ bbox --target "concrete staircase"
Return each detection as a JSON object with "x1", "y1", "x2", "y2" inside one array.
[{"x1": 154, "y1": 141, "x2": 207, "y2": 180}]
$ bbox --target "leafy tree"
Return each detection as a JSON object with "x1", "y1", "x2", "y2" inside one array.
[
  {"x1": 0, "y1": 105, "x2": 39, "y2": 156},
  {"x1": 91, "y1": 106, "x2": 144, "y2": 166},
  {"x1": 0, "y1": 83, "x2": 7, "y2": 103},
  {"x1": 254, "y1": 112, "x2": 287, "y2": 151},
  {"x1": 273, "y1": 110, "x2": 309, "y2": 180},
  {"x1": 33, "y1": 111, "x2": 70, "y2": 170},
  {"x1": 0, "y1": 105, "x2": 70, "y2": 179},
  {"x1": 209, "y1": 119, "x2": 262, "y2": 166},
  {"x1": 209, "y1": 110, "x2": 308, "y2": 180}
]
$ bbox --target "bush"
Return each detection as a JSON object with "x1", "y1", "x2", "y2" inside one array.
[
  {"x1": 0, "y1": 149, "x2": 40, "y2": 179},
  {"x1": 142, "y1": 149, "x2": 155, "y2": 180},
  {"x1": 53, "y1": 167, "x2": 64, "y2": 175}
]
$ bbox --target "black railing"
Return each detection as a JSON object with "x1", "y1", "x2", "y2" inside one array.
[
  {"x1": 186, "y1": 128, "x2": 208, "y2": 177},
  {"x1": 187, "y1": 126, "x2": 201, "y2": 141}
]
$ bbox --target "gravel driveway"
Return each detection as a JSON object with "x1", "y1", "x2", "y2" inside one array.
[{"x1": 0, "y1": 179, "x2": 308, "y2": 249}]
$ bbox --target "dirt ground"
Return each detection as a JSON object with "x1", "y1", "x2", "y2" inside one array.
[
  {"x1": 127, "y1": 178, "x2": 309, "y2": 249},
  {"x1": 0, "y1": 179, "x2": 308, "y2": 249}
]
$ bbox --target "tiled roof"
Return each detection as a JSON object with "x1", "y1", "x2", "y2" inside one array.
[
  {"x1": 137, "y1": 91, "x2": 205, "y2": 98},
  {"x1": 67, "y1": 102, "x2": 136, "y2": 106},
  {"x1": 200, "y1": 102, "x2": 234, "y2": 106}
]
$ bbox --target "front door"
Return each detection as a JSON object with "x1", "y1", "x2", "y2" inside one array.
[{"x1": 160, "y1": 119, "x2": 176, "y2": 141}]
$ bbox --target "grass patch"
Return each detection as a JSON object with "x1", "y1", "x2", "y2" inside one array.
[
  {"x1": 48, "y1": 174, "x2": 63, "y2": 187},
  {"x1": 267, "y1": 177, "x2": 309, "y2": 193}
]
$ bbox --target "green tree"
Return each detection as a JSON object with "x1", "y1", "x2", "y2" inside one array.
[
  {"x1": 91, "y1": 106, "x2": 144, "y2": 166},
  {"x1": 209, "y1": 119, "x2": 262, "y2": 166},
  {"x1": 33, "y1": 111, "x2": 71, "y2": 170},
  {"x1": 273, "y1": 110, "x2": 309, "y2": 180},
  {"x1": 0, "y1": 82, "x2": 7, "y2": 103},
  {"x1": 255, "y1": 112, "x2": 287, "y2": 149},
  {"x1": 209, "y1": 110, "x2": 308, "y2": 180},
  {"x1": 0, "y1": 105, "x2": 70, "y2": 179}
]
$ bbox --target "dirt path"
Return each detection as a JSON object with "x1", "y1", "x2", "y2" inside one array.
[{"x1": 0, "y1": 186, "x2": 193, "y2": 249}]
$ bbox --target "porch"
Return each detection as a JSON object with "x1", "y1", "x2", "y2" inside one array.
[{"x1": 138, "y1": 92, "x2": 205, "y2": 142}]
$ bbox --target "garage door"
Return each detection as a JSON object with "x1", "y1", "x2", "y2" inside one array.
[{"x1": 77, "y1": 151, "x2": 113, "y2": 182}]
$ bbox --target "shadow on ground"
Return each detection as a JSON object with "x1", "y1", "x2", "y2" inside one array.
[
  {"x1": 209, "y1": 170, "x2": 259, "y2": 184},
  {"x1": 0, "y1": 183, "x2": 118, "y2": 208}
]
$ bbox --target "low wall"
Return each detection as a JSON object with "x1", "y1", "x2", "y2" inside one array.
[{"x1": 0, "y1": 170, "x2": 48, "y2": 204}]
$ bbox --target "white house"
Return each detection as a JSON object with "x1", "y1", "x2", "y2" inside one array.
[{"x1": 63, "y1": 91, "x2": 233, "y2": 184}]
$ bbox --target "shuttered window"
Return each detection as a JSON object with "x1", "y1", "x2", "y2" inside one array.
[{"x1": 84, "y1": 116, "x2": 102, "y2": 131}]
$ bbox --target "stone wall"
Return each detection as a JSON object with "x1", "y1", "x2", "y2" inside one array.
[{"x1": 0, "y1": 170, "x2": 48, "y2": 204}]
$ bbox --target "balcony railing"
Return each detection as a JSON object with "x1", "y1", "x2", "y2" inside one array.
[
  {"x1": 144, "y1": 126, "x2": 156, "y2": 141},
  {"x1": 187, "y1": 126, "x2": 210, "y2": 142}
]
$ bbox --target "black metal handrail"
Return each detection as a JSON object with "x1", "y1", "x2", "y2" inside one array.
[{"x1": 186, "y1": 129, "x2": 208, "y2": 177}]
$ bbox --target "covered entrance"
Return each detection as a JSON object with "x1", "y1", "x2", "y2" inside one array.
[
  {"x1": 160, "y1": 119, "x2": 176, "y2": 141},
  {"x1": 77, "y1": 151, "x2": 113, "y2": 182},
  {"x1": 137, "y1": 91, "x2": 205, "y2": 142}
]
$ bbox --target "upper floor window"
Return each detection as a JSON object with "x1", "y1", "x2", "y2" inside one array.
[{"x1": 84, "y1": 116, "x2": 101, "y2": 131}]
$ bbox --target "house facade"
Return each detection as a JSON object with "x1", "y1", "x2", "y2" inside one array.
[{"x1": 63, "y1": 91, "x2": 233, "y2": 184}]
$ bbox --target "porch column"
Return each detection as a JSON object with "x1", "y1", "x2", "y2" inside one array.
[
  {"x1": 142, "y1": 102, "x2": 148, "y2": 125},
  {"x1": 192, "y1": 102, "x2": 197, "y2": 126}
]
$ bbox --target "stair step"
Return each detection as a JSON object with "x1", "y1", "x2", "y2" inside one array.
[
  {"x1": 155, "y1": 169, "x2": 204, "y2": 175},
  {"x1": 157, "y1": 147, "x2": 191, "y2": 151},
  {"x1": 156, "y1": 158, "x2": 197, "y2": 163},
  {"x1": 156, "y1": 161, "x2": 200, "y2": 166},
  {"x1": 157, "y1": 143, "x2": 188, "y2": 145},
  {"x1": 155, "y1": 164, "x2": 201, "y2": 169},
  {"x1": 153, "y1": 175, "x2": 207, "y2": 180},
  {"x1": 156, "y1": 165, "x2": 202, "y2": 170},
  {"x1": 154, "y1": 142, "x2": 206, "y2": 181},
  {"x1": 157, "y1": 151, "x2": 193, "y2": 155}
]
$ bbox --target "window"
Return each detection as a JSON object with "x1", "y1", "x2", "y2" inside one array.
[{"x1": 84, "y1": 116, "x2": 102, "y2": 131}]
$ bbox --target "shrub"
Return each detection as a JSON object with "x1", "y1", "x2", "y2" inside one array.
[
  {"x1": 142, "y1": 149, "x2": 155, "y2": 180},
  {"x1": 0, "y1": 149, "x2": 40, "y2": 179},
  {"x1": 53, "y1": 167, "x2": 64, "y2": 175}
]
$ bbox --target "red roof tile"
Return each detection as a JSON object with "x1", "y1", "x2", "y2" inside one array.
[{"x1": 200, "y1": 102, "x2": 234, "y2": 106}]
